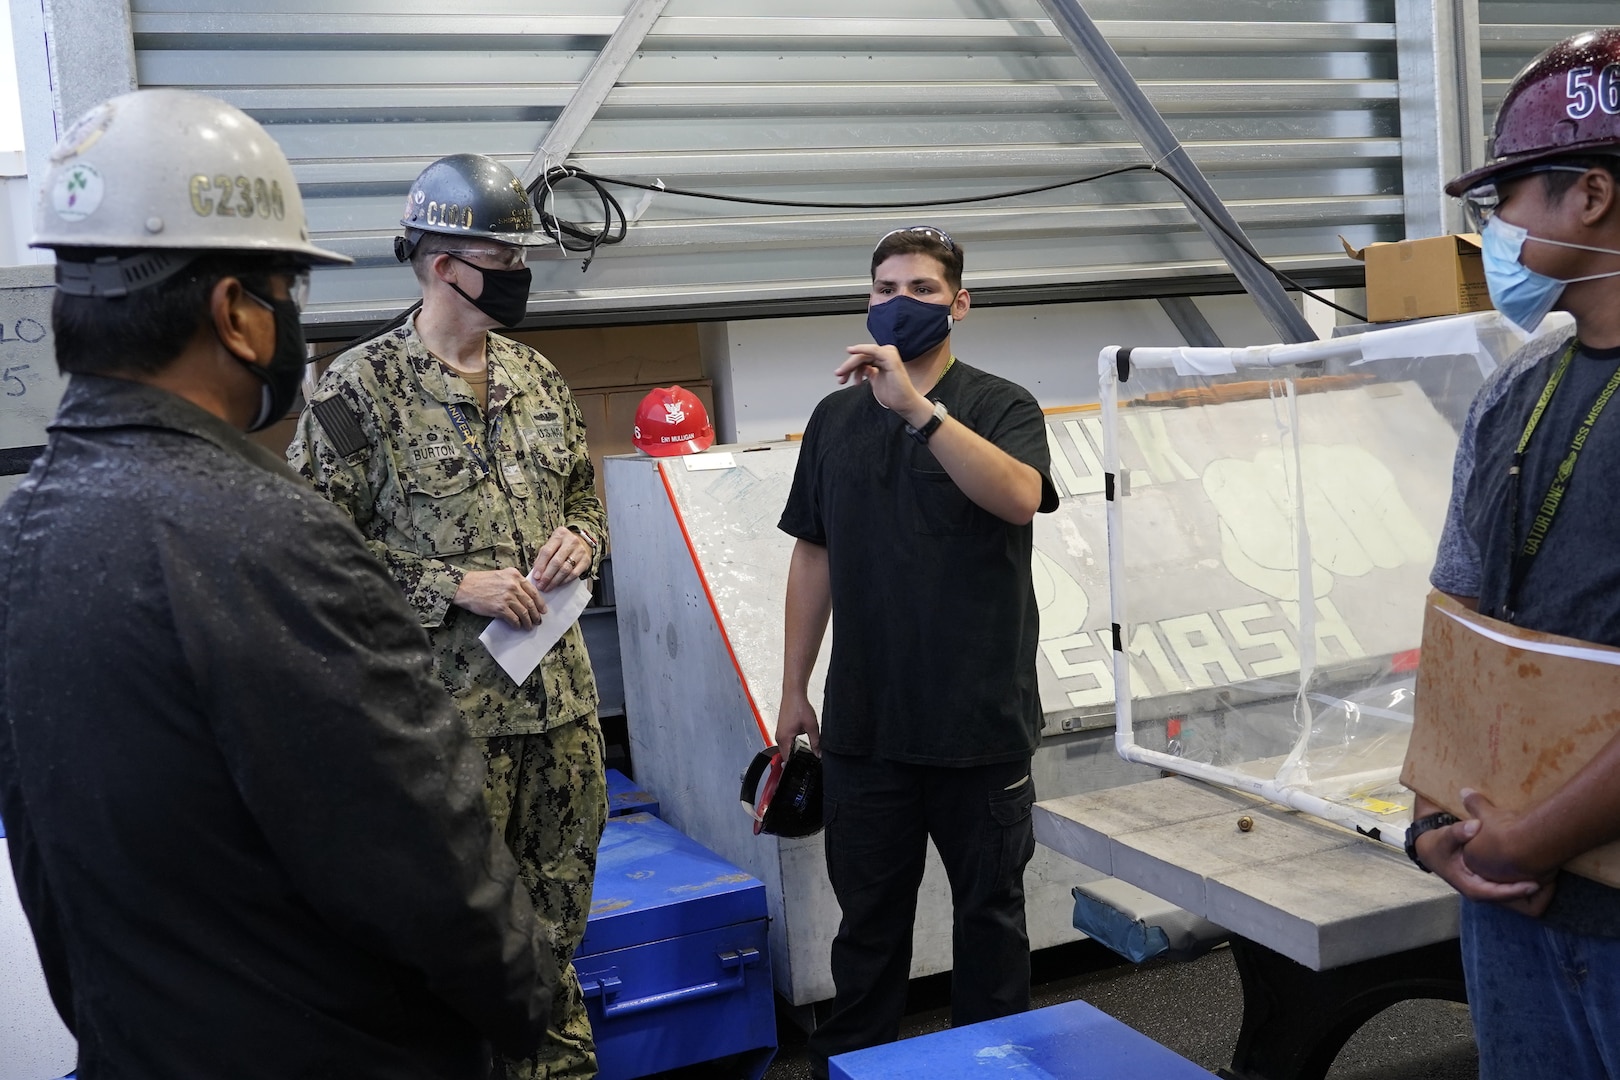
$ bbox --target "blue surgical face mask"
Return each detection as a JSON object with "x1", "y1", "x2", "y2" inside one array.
[
  {"x1": 1482, "y1": 216, "x2": 1620, "y2": 333},
  {"x1": 866, "y1": 293, "x2": 953, "y2": 362}
]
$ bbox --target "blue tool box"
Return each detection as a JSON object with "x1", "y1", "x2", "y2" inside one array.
[
  {"x1": 578, "y1": 813, "x2": 775, "y2": 1080},
  {"x1": 604, "y1": 767, "x2": 660, "y2": 818}
]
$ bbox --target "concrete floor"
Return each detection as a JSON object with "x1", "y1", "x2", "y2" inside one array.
[{"x1": 647, "y1": 940, "x2": 1478, "y2": 1079}]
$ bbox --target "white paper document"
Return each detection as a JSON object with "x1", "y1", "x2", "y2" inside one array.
[{"x1": 479, "y1": 575, "x2": 592, "y2": 686}]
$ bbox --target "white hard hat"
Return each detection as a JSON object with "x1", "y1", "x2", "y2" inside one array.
[{"x1": 32, "y1": 88, "x2": 349, "y2": 294}]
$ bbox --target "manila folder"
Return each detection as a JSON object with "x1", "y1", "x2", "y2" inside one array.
[{"x1": 1403, "y1": 589, "x2": 1620, "y2": 888}]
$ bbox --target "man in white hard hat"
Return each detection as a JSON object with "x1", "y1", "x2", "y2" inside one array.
[
  {"x1": 289, "y1": 153, "x2": 608, "y2": 1080},
  {"x1": 0, "y1": 89, "x2": 554, "y2": 1079}
]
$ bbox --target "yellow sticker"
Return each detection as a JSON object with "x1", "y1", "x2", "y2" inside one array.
[{"x1": 1345, "y1": 795, "x2": 1407, "y2": 816}]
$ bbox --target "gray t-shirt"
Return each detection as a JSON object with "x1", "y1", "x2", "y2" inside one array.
[{"x1": 1432, "y1": 331, "x2": 1620, "y2": 936}]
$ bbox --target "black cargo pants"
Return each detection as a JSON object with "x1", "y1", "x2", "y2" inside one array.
[{"x1": 808, "y1": 751, "x2": 1036, "y2": 1078}]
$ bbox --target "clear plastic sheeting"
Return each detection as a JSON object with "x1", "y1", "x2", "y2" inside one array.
[{"x1": 1098, "y1": 310, "x2": 1573, "y2": 845}]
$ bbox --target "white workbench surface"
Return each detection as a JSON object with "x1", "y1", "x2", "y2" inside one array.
[{"x1": 1033, "y1": 775, "x2": 1460, "y2": 971}]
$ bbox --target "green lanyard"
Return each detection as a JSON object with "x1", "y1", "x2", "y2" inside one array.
[{"x1": 1505, "y1": 341, "x2": 1620, "y2": 616}]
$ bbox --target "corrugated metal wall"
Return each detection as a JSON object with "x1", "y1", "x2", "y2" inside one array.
[
  {"x1": 132, "y1": 1, "x2": 1405, "y2": 329},
  {"x1": 1478, "y1": 3, "x2": 1617, "y2": 128}
]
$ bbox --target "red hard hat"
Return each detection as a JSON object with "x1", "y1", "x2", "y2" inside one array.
[
  {"x1": 1447, "y1": 27, "x2": 1620, "y2": 196},
  {"x1": 632, "y1": 385, "x2": 714, "y2": 456}
]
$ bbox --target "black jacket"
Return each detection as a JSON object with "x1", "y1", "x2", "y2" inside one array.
[{"x1": 0, "y1": 375, "x2": 552, "y2": 1078}]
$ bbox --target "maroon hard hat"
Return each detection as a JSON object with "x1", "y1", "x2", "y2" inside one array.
[{"x1": 1447, "y1": 27, "x2": 1620, "y2": 196}]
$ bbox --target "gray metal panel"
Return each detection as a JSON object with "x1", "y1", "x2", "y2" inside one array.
[
  {"x1": 1396, "y1": 0, "x2": 1482, "y2": 237},
  {"x1": 130, "y1": 1, "x2": 1406, "y2": 326},
  {"x1": 1477, "y1": 3, "x2": 1618, "y2": 133}
]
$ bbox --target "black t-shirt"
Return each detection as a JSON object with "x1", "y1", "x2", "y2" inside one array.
[
  {"x1": 1466, "y1": 339, "x2": 1620, "y2": 639},
  {"x1": 1460, "y1": 337, "x2": 1620, "y2": 938},
  {"x1": 778, "y1": 359, "x2": 1058, "y2": 766}
]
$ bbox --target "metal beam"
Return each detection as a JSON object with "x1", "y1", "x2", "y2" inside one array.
[
  {"x1": 1158, "y1": 297, "x2": 1224, "y2": 348},
  {"x1": 1396, "y1": 0, "x2": 1483, "y2": 238},
  {"x1": 520, "y1": 0, "x2": 672, "y2": 185},
  {"x1": 1034, "y1": 0, "x2": 1317, "y2": 344},
  {"x1": 9, "y1": 0, "x2": 137, "y2": 264}
]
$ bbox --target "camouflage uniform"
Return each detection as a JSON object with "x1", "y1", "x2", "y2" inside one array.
[{"x1": 288, "y1": 317, "x2": 609, "y2": 1079}]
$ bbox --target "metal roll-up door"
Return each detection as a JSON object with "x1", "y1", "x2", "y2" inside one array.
[{"x1": 132, "y1": 1, "x2": 1401, "y2": 330}]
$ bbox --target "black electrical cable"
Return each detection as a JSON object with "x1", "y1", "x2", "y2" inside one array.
[
  {"x1": 535, "y1": 161, "x2": 1159, "y2": 211},
  {"x1": 533, "y1": 166, "x2": 627, "y2": 271},
  {"x1": 528, "y1": 162, "x2": 1368, "y2": 321},
  {"x1": 1148, "y1": 167, "x2": 1366, "y2": 321}
]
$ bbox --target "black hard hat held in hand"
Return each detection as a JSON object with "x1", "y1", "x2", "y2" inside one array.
[{"x1": 739, "y1": 745, "x2": 824, "y2": 838}]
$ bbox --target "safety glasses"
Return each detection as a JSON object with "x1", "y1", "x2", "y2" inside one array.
[
  {"x1": 443, "y1": 247, "x2": 527, "y2": 271},
  {"x1": 243, "y1": 270, "x2": 311, "y2": 312},
  {"x1": 1461, "y1": 165, "x2": 1593, "y2": 230},
  {"x1": 875, "y1": 225, "x2": 957, "y2": 254}
]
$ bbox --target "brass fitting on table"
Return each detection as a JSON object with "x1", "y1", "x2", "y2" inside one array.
[{"x1": 1237, "y1": 815, "x2": 1255, "y2": 833}]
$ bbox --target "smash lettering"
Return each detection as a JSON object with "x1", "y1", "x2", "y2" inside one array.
[{"x1": 1041, "y1": 597, "x2": 1366, "y2": 709}]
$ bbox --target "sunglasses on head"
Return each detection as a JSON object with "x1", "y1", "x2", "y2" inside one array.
[{"x1": 875, "y1": 225, "x2": 957, "y2": 254}]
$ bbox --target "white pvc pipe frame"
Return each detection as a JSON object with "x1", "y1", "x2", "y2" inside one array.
[{"x1": 1097, "y1": 332, "x2": 1415, "y2": 849}]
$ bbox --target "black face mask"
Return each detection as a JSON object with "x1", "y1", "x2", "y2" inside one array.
[
  {"x1": 239, "y1": 291, "x2": 308, "y2": 433},
  {"x1": 447, "y1": 255, "x2": 533, "y2": 328}
]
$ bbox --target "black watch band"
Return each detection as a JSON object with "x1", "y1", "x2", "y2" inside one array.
[
  {"x1": 905, "y1": 400, "x2": 948, "y2": 444},
  {"x1": 1404, "y1": 811, "x2": 1460, "y2": 873}
]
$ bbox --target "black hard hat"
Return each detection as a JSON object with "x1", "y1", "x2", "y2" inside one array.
[
  {"x1": 740, "y1": 747, "x2": 823, "y2": 839},
  {"x1": 394, "y1": 153, "x2": 548, "y2": 261}
]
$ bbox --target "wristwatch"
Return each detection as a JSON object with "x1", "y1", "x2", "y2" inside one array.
[
  {"x1": 905, "y1": 400, "x2": 948, "y2": 445},
  {"x1": 1404, "y1": 811, "x2": 1460, "y2": 873},
  {"x1": 567, "y1": 524, "x2": 598, "y2": 552}
]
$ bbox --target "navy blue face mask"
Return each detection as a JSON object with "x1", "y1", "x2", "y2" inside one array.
[{"x1": 866, "y1": 294, "x2": 954, "y2": 362}]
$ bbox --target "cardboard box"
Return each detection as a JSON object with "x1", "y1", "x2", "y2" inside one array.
[
  {"x1": 1340, "y1": 234, "x2": 1493, "y2": 323},
  {"x1": 1403, "y1": 590, "x2": 1620, "y2": 887},
  {"x1": 505, "y1": 324, "x2": 704, "y2": 390},
  {"x1": 572, "y1": 390, "x2": 611, "y2": 503}
]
